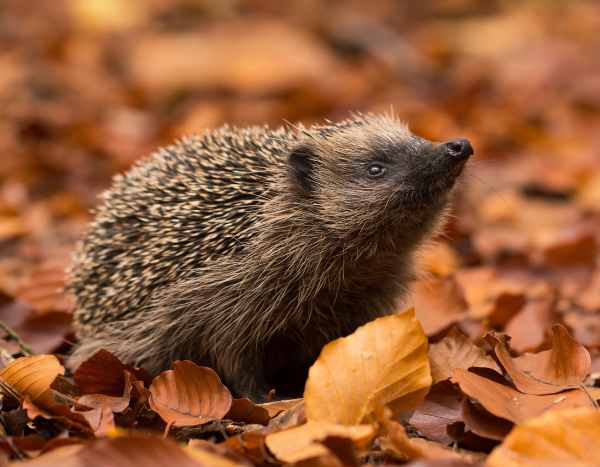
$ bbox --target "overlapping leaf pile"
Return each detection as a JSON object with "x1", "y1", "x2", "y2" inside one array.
[
  {"x1": 1, "y1": 309, "x2": 599, "y2": 466},
  {"x1": 2, "y1": 0, "x2": 600, "y2": 465}
]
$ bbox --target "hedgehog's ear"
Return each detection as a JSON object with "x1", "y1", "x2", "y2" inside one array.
[{"x1": 288, "y1": 145, "x2": 316, "y2": 193}]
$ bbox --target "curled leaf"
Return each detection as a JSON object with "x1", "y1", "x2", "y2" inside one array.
[
  {"x1": 149, "y1": 360, "x2": 232, "y2": 428},
  {"x1": 0, "y1": 355, "x2": 65, "y2": 409}
]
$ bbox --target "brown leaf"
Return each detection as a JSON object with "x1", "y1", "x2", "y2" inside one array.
[
  {"x1": 127, "y1": 20, "x2": 346, "y2": 97},
  {"x1": 73, "y1": 349, "x2": 127, "y2": 397},
  {"x1": 461, "y1": 399, "x2": 512, "y2": 441},
  {"x1": 408, "y1": 381, "x2": 464, "y2": 445},
  {"x1": 487, "y1": 408, "x2": 600, "y2": 467},
  {"x1": 73, "y1": 371, "x2": 134, "y2": 435},
  {"x1": 15, "y1": 260, "x2": 74, "y2": 315},
  {"x1": 148, "y1": 360, "x2": 232, "y2": 428},
  {"x1": 510, "y1": 324, "x2": 591, "y2": 390},
  {"x1": 265, "y1": 421, "x2": 375, "y2": 464},
  {"x1": 13, "y1": 434, "x2": 209, "y2": 467},
  {"x1": 258, "y1": 397, "x2": 304, "y2": 419},
  {"x1": 429, "y1": 328, "x2": 500, "y2": 384},
  {"x1": 380, "y1": 415, "x2": 475, "y2": 463},
  {"x1": 304, "y1": 309, "x2": 431, "y2": 424},
  {"x1": 226, "y1": 398, "x2": 270, "y2": 425},
  {"x1": 540, "y1": 228, "x2": 597, "y2": 267},
  {"x1": 411, "y1": 277, "x2": 469, "y2": 336},
  {"x1": 504, "y1": 294, "x2": 557, "y2": 352},
  {"x1": 452, "y1": 368, "x2": 600, "y2": 423},
  {"x1": 223, "y1": 431, "x2": 272, "y2": 465}
]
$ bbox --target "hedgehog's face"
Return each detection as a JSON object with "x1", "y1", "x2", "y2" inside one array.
[{"x1": 287, "y1": 121, "x2": 473, "y2": 242}]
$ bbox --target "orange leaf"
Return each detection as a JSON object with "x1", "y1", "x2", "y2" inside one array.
[
  {"x1": 452, "y1": 369, "x2": 600, "y2": 423},
  {"x1": 487, "y1": 408, "x2": 600, "y2": 467},
  {"x1": 0, "y1": 355, "x2": 65, "y2": 409},
  {"x1": 304, "y1": 309, "x2": 431, "y2": 424},
  {"x1": 429, "y1": 328, "x2": 500, "y2": 384},
  {"x1": 148, "y1": 360, "x2": 232, "y2": 427},
  {"x1": 265, "y1": 421, "x2": 375, "y2": 464},
  {"x1": 512, "y1": 324, "x2": 591, "y2": 388}
]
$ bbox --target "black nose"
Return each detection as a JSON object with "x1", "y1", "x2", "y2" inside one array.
[{"x1": 444, "y1": 139, "x2": 473, "y2": 159}]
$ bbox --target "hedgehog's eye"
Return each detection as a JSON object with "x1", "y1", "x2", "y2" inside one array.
[{"x1": 367, "y1": 163, "x2": 386, "y2": 178}]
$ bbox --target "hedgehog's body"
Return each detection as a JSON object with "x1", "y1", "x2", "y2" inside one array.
[{"x1": 70, "y1": 114, "x2": 472, "y2": 400}]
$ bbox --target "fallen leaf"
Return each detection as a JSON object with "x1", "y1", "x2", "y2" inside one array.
[
  {"x1": 461, "y1": 399, "x2": 512, "y2": 441},
  {"x1": 380, "y1": 414, "x2": 475, "y2": 463},
  {"x1": 564, "y1": 311, "x2": 600, "y2": 348},
  {"x1": 73, "y1": 349, "x2": 127, "y2": 397},
  {"x1": 223, "y1": 431, "x2": 272, "y2": 465},
  {"x1": 452, "y1": 368, "x2": 600, "y2": 423},
  {"x1": 265, "y1": 422, "x2": 375, "y2": 464},
  {"x1": 12, "y1": 434, "x2": 207, "y2": 467},
  {"x1": 429, "y1": 328, "x2": 500, "y2": 384},
  {"x1": 509, "y1": 324, "x2": 591, "y2": 391},
  {"x1": 504, "y1": 294, "x2": 557, "y2": 352},
  {"x1": 186, "y1": 440, "x2": 252, "y2": 467},
  {"x1": 0, "y1": 355, "x2": 65, "y2": 409},
  {"x1": 258, "y1": 398, "x2": 303, "y2": 418},
  {"x1": 304, "y1": 309, "x2": 431, "y2": 424},
  {"x1": 411, "y1": 278, "x2": 469, "y2": 336},
  {"x1": 408, "y1": 381, "x2": 464, "y2": 445},
  {"x1": 74, "y1": 371, "x2": 134, "y2": 435},
  {"x1": 149, "y1": 360, "x2": 232, "y2": 428},
  {"x1": 15, "y1": 260, "x2": 74, "y2": 315},
  {"x1": 127, "y1": 20, "x2": 346, "y2": 97},
  {"x1": 226, "y1": 398, "x2": 270, "y2": 425},
  {"x1": 486, "y1": 407, "x2": 600, "y2": 467},
  {"x1": 539, "y1": 228, "x2": 597, "y2": 267}
]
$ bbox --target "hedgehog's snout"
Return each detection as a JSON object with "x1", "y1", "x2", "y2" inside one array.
[{"x1": 443, "y1": 138, "x2": 473, "y2": 161}]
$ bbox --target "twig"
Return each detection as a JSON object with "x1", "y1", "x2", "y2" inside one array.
[{"x1": 0, "y1": 321, "x2": 33, "y2": 356}]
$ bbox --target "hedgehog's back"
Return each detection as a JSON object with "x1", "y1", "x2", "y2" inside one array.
[{"x1": 70, "y1": 125, "x2": 290, "y2": 333}]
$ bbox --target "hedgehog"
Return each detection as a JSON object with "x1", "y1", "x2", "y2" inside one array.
[{"x1": 68, "y1": 114, "x2": 473, "y2": 400}]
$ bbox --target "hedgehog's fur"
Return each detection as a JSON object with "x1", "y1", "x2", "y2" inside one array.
[{"x1": 69, "y1": 113, "x2": 471, "y2": 400}]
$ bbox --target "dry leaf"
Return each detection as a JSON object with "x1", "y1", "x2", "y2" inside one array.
[
  {"x1": 411, "y1": 277, "x2": 469, "y2": 336},
  {"x1": 73, "y1": 349, "x2": 128, "y2": 396},
  {"x1": 149, "y1": 360, "x2": 232, "y2": 428},
  {"x1": 0, "y1": 355, "x2": 65, "y2": 409},
  {"x1": 304, "y1": 309, "x2": 431, "y2": 424},
  {"x1": 12, "y1": 434, "x2": 207, "y2": 467},
  {"x1": 226, "y1": 398, "x2": 270, "y2": 425},
  {"x1": 486, "y1": 408, "x2": 600, "y2": 467},
  {"x1": 408, "y1": 381, "x2": 464, "y2": 445},
  {"x1": 223, "y1": 430, "x2": 272, "y2": 465},
  {"x1": 504, "y1": 295, "x2": 557, "y2": 352},
  {"x1": 381, "y1": 416, "x2": 472, "y2": 462},
  {"x1": 429, "y1": 328, "x2": 500, "y2": 384},
  {"x1": 74, "y1": 371, "x2": 134, "y2": 435},
  {"x1": 265, "y1": 422, "x2": 375, "y2": 464},
  {"x1": 258, "y1": 398, "x2": 303, "y2": 418},
  {"x1": 186, "y1": 439, "x2": 252, "y2": 467},
  {"x1": 453, "y1": 369, "x2": 600, "y2": 423},
  {"x1": 511, "y1": 324, "x2": 591, "y2": 388},
  {"x1": 461, "y1": 398, "x2": 512, "y2": 441}
]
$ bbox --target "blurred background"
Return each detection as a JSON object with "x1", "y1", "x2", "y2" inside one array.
[{"x1": 1, "y1": 0, "x2": 600, "y2": 361}]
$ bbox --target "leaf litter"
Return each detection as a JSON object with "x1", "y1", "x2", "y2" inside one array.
[{"x1": 2, "y1": 0, "x2": 600, "y2": 465}]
